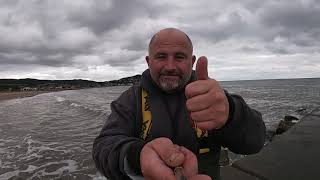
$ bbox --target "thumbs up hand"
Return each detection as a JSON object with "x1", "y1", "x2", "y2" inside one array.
[{"x1": 185, "y1": 56, "x2": 229, "y2": 130}]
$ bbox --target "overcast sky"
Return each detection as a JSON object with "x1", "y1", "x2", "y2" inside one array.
[{"x1": 0, "y1": 0, "x2": 319, "y2": 81}]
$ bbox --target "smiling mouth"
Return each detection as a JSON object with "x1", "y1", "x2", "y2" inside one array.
[{"x1": 160, "y1": 75, "x2": 180, "y2": 80}]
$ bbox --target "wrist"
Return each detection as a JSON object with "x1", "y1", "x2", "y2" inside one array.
[
  {"x1": 224, "y1": 90, "x2": 235, "y2": 122},
  {"x1": 126, "y1": 140, "x2": 145, "y2": 175}
]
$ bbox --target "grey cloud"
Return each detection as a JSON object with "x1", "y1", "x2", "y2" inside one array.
[
  {"x1": 0, "y1": 1, "x2": 96, "y2": 67},
  {"x1": 239, "y1": 46, "x2": 263, "y2": 53},
  {"x1": 0, "y1": 0, "x2": 164, "y2": 69},
  {"x1": 0, "y1": 39, "x2": 94, "y2": 67},
  {"x1": 103, "y1": 50, "x2": 144, "y2": 67},
  {"x1": 240, "y1": 0, "x2": 268, "y2": 12},
  {"x1": 186, "y1": 0, "x2": 320, "y2": 55},
  {"x1": 0, "y1": 51, "x2": 75, "y2": 67},
  {"x1": 67, "y1": 0, "x2": 137, "y2": 35},
  {"x1": 189, "y1": 11, "x2": 248, "y2": 43},
  {"x1": 0, "y1": 0, "x2": 19, "y2": 6},
  {"x1": 260, "y1": 1, "x2": 320, "y2": 30},
  {"x1": 122, "y1": 35, "x2": 149, "y2": 52},
  {"x1": 256, "y1": 0, "x2": 320, "y2": 52},
  {"x1": 0, "y1": 0, "x2": 319, "y2": 80},
  {"x1": 265, "y1": 46, "x2": 291, "y2": 55},
  {"x1": 67, "y1": 0, "x2": 168, "y2": 35}
]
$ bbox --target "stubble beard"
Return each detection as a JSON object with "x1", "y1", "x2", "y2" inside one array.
[
  {"x1": 157, "y1": 71, "x2": 191, "y2": 93},
  {"x1": 159, "y1": 77, "x2": 180, "y2": 92}
]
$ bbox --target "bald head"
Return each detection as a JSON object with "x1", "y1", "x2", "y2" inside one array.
[
  {"x1": 148, "y1": 28, "x2": 193, "y2": 53},
  {"x1": 145, "y1": 28, "x2": 196, "y2": 93}
]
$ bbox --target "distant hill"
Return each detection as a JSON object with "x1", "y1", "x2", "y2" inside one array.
[
  {"x1": 0, "y1": 75, "x2": 142, "y2": 92},
  {"x1": 105, "y1": 75, "x2": 141, "y2": 86}
]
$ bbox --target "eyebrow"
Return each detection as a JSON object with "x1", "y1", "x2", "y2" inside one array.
[
  {"x1": 153, "y1": 52, "x2": 166, "y2": 57},
  {"x1": 153, "y1": 51, "x2": 188, "y2": 58},
  {"x1": 175, "y1": 52, "x2": 187, "y2": 56}
]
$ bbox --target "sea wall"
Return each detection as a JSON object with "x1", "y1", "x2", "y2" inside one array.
[{"x1": 220, "y1": 107, "x2": 320, "y2": 180}]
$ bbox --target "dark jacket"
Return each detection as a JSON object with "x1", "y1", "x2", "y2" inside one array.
[{"x1": 92, "y1": 70, "x2": 266, "y2": 180}]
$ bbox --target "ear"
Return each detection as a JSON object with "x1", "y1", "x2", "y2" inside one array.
[
  {"x1": 145, "y1": 56, "x2": 150, "y2": 66},
  {"x1": 192, "y1": 55, "x2": 196, "y2": 66}
]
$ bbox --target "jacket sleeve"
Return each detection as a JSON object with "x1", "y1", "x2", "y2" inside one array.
[
  {"x1": 209, "y1": 91, "x2": 266, "y2": 155},
  {"x1": 92, "y1": 86, "x2": 144, "y2": 179}
]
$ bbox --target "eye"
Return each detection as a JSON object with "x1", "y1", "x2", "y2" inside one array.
[
  {"x1": 175, "y1": 53, "x2": 187, "y2": 60},
  {"x1": 176, "y1": 55, "x2": 185, "y2": 59},
  {"x1": 155, "y1": 53, "x2": 167, "y2": 60}
]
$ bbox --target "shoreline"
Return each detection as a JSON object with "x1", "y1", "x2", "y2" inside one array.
[{"x1": 0, "y1": 91, "x2": 56, "y2": 102}]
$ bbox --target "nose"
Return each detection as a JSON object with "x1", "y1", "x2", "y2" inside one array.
[{"x1": 164, "y1": 56, "x2": 177, "y2": 71}]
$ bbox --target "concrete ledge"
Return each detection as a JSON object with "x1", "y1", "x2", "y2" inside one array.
[
  {"x1": 220, "y1": 166, "x2": 260, "y2": 180},
  {"x1": 221, "y1": 107, "x2": 320, "y2": 180}
]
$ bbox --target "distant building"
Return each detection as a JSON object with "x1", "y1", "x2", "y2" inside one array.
[{"x1": 21, "y1": 87, "x2": 37, "y2": 91}]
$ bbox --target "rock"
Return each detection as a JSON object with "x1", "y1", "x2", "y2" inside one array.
[
  {"x1": 296, "y1": 108, "x2": 307, "y2": 113},
  {"x1": 275, "y1": 115, "x2": 299, "y2": 135},
  {"x1": 296, "y1": 108, "x2": 308, "y2": 115},
  {"x1": 265, "y1": 130, "x2": 276, "y2": 142},
  {"x1": 219, "y1": 148, "x2": 230, "y2": 166},
  {"x1": 284, "y1": 115, "x2": 299, "y2": 122}
]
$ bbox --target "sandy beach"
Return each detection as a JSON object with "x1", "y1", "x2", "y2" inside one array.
[{"x1": 0, "y1": 91, "x2": 54, "y2": 102}]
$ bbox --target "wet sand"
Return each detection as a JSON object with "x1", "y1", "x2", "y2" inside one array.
[{"x1": 0, "y1": 91, "x2": 54, "y2": 102}]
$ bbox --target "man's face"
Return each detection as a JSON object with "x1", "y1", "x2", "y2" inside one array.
[{"x1": 146, "y1": 31, "x2": 195, "y2": 92}]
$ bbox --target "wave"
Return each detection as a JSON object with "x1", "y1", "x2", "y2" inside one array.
[
  {"x1": 0, "y1": 134, "x2": 82, "y2": 179},
  {"x1": 56, "y1": 99, "x2": 106, "y2": 118},
  {"x1": 54, "y1": 96, "x2": 66, "y2": 102},
  {"x1": 0, "y1": 160, "x2": 79, "y2": 180}
]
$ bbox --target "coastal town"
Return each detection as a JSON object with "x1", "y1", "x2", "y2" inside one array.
[
  {"x1": 0, "y1": 75, "x2": 141, "y2": 92},
  {"x1": 0, "y1": 75, "x2": 141, "y2": 101}
]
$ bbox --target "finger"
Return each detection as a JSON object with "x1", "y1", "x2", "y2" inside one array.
[
  {"x1": 179, "y1": 146, "x2": 198, "y2": 177},
  {"x1": 196, "y1": 56, "x2": 209, "y2": 80},
  {"x1": 189, "y1": 175, "x2": 212, "y2": 180},
  {"x1": 186, "y1": 93, "x2": 214, "y2": 112},
  {"x1": 190, "y1": 108, "x2": 215, "y2": 122},
  {"x1": 141, "y1": 144, "x2": 176, "y2": 180},
  {"x1": 144, "y1": 172, "x2": 175, "y2": 180},
  {"x1": 185, "y1": 80, "x2": 210, "y2": 99},
  {"x1": 151, "y1": 138, "x2": 185, "y2": 167},
  {"x1": 196, "y1": 120, "x2": 222, "y2": 130},
  {"x1": 144, "y1": 170, "x2": 175, "y2": 180},
  {"x1": 189, "y1": 90, "x2": 228, "y2": 115}
]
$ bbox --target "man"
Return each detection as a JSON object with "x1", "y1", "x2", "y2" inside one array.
[{"x1": 93, "y1": 28, "x2": 266, "y2": 180}]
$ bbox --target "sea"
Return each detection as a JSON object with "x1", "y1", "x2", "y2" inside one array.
[{"x1": 0, "y1": 78, "x2": 319, "y2": 180}]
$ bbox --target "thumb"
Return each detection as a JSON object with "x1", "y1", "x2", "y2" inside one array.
[
  {"x1": 179, "y1": 146, "x2": 197, "y2": 177},
  {"x1": 151, "y1": 138, "x2": 185, "y2": 167},
  {"x1": 196, "y1": 56, "x2": 209, "y2": 80}
]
